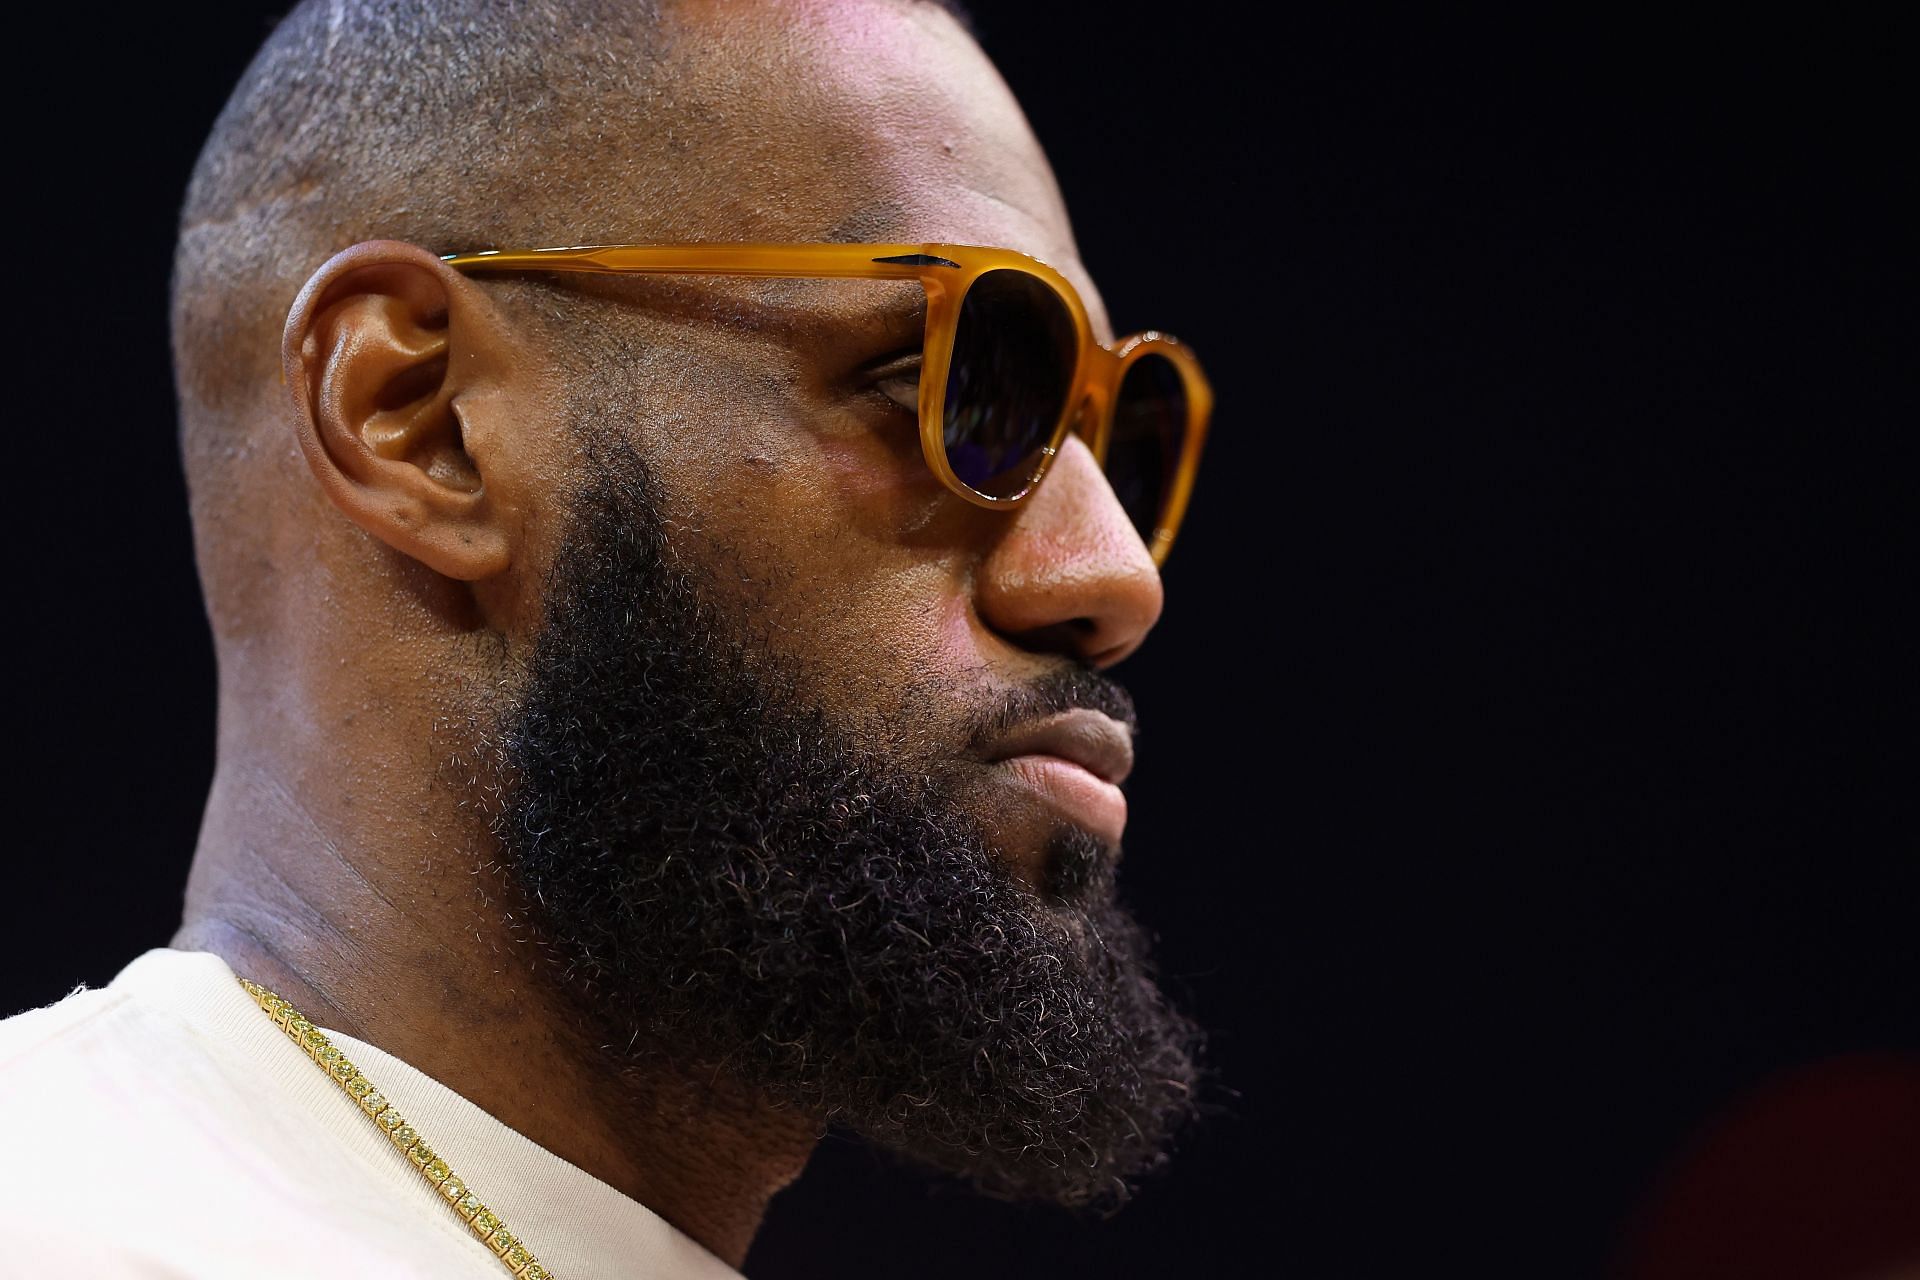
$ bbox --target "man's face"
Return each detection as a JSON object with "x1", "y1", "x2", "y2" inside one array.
[
  {"x1": 472, "y1": 0, "x2": 1197, "y2": 1201},
  {"x1": 482, "y1": 1, "x2": 1167, "y2": 885}
]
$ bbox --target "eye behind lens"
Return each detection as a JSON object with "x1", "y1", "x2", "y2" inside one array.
[
  {"x1": 1107, "y1": 352, "x2": 1189, "y2": 541},
  {"x1": 849, "y1": 342, "x2": 925, "y2": 420},
  {"x1": 942, "y1": 269, "x2": 1078, "y2": 500}
]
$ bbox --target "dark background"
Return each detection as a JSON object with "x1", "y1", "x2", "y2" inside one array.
[{"x1": 5, "y1": 3, "x2": 1912, "y2": 1278}]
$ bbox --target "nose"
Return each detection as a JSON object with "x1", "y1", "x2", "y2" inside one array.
[{"x1": 973, "y1": 433, "x2": 1165, "y2": 669}]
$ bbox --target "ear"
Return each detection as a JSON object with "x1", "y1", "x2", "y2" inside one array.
[{"x1": 283, "y1": 240, "x2": 512, "y2": 580}]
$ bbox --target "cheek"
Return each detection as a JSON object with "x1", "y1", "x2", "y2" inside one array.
[
  {"x1": 665, "y1": 375, "x2": 936, "y2": 533},
  {"x1": 769, "y1": 495, "x2": 973, "y2": 674},
  {"x1": 800, "y1": 560, "x2": 983, "y2": 735},
  {"x1": 636, "y1": 366, "x2": 1001, "y2": 706},
  {"x1": 733, "y1": 435, "x2": 939, "y2": 585},
  {"x1": 691, "y1": 435, "x2": 986, "y2": 697}
]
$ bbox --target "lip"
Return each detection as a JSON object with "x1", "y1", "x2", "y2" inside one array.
[
  {"x1": 982, "y1": 709, "x2": 1135, "y2": 846},
  {"x1": 983, "y1": 708, "x2": 1135, "y2": 785}
]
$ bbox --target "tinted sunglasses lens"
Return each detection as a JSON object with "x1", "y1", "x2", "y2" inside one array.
[
  {"x1": 943, "y1": 269, "x2": 1077, "y2": 500},
  {"x1": 1108, "y1": 351, "x2": 1190, "y2": 541}
]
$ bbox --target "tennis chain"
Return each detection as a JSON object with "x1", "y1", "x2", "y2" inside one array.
[{"x1": 237, "y1": 975, "x2": 557, "y2": 1279}]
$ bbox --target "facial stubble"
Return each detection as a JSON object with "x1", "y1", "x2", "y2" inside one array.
[{"x1": 477, "y1": 435, "x2": 1200, "y2": 1207}]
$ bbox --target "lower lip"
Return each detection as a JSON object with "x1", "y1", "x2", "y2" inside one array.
[{"x1": 993, "y1": 754, "x2": 1128, "y2": 846}]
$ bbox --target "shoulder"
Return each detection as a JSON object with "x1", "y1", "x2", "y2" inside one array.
[
  {"x1": 0, "y1": 951, "x2": 489, "y2": 1276},
  {"x1": 0, "y1": 950, "x2": 227, "y2": 1098},
  {"x1": 0, "y1": 974, "x2": 127, "y2": 1066},
  {"x1": 0, "y1": 955, "x2": 247, "y2": 1263}
]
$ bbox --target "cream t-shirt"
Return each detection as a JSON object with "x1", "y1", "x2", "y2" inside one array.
[{"x1": 0, "y1": 948, "x2": 745, "y2": 1279}]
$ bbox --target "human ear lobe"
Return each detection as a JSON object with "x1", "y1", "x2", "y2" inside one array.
[{"x1": 283, "y1": 239, "x2": 510, "y2": 581}]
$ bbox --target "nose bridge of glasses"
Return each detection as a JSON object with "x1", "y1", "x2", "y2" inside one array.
[{"x1": 1073, "y1": 344, "x2": 1132, "y2": 460}]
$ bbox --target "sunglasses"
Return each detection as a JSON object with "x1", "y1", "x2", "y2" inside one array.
[{"x1": 442, "y1": 242, "x2": 1212, "y2": 567}]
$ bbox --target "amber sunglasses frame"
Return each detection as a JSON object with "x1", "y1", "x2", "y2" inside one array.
[{"x1": 441, "y1": 242, "x2": 1212, "y2": 566}]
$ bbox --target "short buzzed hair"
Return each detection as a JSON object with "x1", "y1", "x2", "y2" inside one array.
[{"x1": 172, "y1": 0, "x2": 971, "y2": 640}]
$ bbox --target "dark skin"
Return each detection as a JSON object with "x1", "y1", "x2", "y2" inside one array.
[{"x1": 173, "y1": 0, "x2": 1164, "y2": 1266}]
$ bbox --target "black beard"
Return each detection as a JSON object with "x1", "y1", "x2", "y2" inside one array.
[{"x1": 482, "y1": 435, "x2": 1201, "y2": 1207}]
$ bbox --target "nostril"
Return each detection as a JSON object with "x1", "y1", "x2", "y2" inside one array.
[
  {"x1": 1088, "y1": 637, "x2": 1141, "y2": 669},
  {"x1": 994, "y1": 618, "x2": 1097, "y2": 666}
]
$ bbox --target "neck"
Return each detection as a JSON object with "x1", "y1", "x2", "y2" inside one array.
[{"x1": 176, "y1": 730, "x2": 814, "y2": 1268}]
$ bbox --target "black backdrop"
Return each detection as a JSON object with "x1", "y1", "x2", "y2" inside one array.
[{"x1": 4, "y1": 4, "x2": 1911, "y2": 1278}]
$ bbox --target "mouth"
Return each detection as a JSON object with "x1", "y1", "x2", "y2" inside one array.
[{"x1": 981, "y1": 708, "x2": 1135, "y2": 849}]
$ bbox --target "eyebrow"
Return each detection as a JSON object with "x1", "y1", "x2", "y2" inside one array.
[
  {"x1": 609, "y1": 273, "x2": 932, "y2": 359},
  {"x1": 822, "y1": 199, "x2": 910, "y2": 244},
  {"x1": 847, "y1": 284, "x2": 930, "y2": 344}
]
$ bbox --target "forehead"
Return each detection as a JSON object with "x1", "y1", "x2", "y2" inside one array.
[{"x1": 652, "y1": 0, "x2": 1109, "y2": 334}]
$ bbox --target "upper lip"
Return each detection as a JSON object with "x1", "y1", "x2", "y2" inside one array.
[{"x1": 981, "y1": 709, "x2": 1135, "y2": 786}]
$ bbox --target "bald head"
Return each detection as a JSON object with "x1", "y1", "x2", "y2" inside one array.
[
  {"x1": 173, "y1": 0, "x2": 985, "y2": 652},
  {"x1": 173, "y1": 0, "x2": 975, "y2": 397}
]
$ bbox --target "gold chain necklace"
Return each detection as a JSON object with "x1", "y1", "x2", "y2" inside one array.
[{"x1": 237, "y1": 975, "x2": 558, "y2": 1279}]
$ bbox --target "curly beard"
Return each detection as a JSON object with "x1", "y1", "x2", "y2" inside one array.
[{"x1": 480, "y1": 434, "x2": 1200, "y2": 1207}]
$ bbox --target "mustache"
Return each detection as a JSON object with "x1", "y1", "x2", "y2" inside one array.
[{"x1": 966, "y1": 663, "x2": 1139, "y2": 753}]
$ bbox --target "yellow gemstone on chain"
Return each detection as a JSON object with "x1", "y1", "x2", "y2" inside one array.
[{"x1": 235, "y1": 975, "x2": 556, "y2": 1278}]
